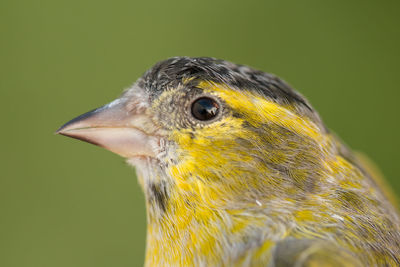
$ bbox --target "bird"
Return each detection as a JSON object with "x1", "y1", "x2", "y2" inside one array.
[{"x1": 57, "y1": 57, "x2": 400, "y2": 266}]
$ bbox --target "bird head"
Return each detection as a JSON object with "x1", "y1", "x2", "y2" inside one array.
[
  {"x1": 57, "y1": 57, "x2": 400, "y2": 267},
  {"x1": 57, "y1": 57, "x2": 331, "y2": 213}
]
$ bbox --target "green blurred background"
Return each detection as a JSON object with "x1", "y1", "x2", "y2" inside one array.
[{"x1": 1, "y1": 1, "x2": 399, "y2": 266}]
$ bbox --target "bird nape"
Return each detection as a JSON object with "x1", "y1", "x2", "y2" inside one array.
[{"x1": 57, "y1": 57, "x2": 400, "y2": 267}]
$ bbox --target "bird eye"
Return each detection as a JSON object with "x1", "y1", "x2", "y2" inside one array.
[{"x1": 191, "y1": 97, "x2": 220, "y2": 121}]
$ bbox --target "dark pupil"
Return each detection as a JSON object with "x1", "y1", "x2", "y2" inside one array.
[{"x1": 191, "y1": 97, "x2": 219, "y2": 121}]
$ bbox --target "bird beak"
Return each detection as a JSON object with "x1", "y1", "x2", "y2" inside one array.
[{"x1": 56, "y1": 96, "x2": 160, "y2": 159}]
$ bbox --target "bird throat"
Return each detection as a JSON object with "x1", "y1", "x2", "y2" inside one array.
[{"x1": 131, "y1": 157, "x2": 294, "y2": 266}]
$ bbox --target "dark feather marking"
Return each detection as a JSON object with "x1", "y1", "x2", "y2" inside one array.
[
  {"x1": 138, "y1": 57, "x2": 312, "y2": 111},
  {"x1": 149, "y1": 181, "x2": 169, "y2": 213}
]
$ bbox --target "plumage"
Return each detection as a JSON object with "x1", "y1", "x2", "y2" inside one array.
[{"x1": 58, "y1": 57, "x2": 400, "y2": 266}]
